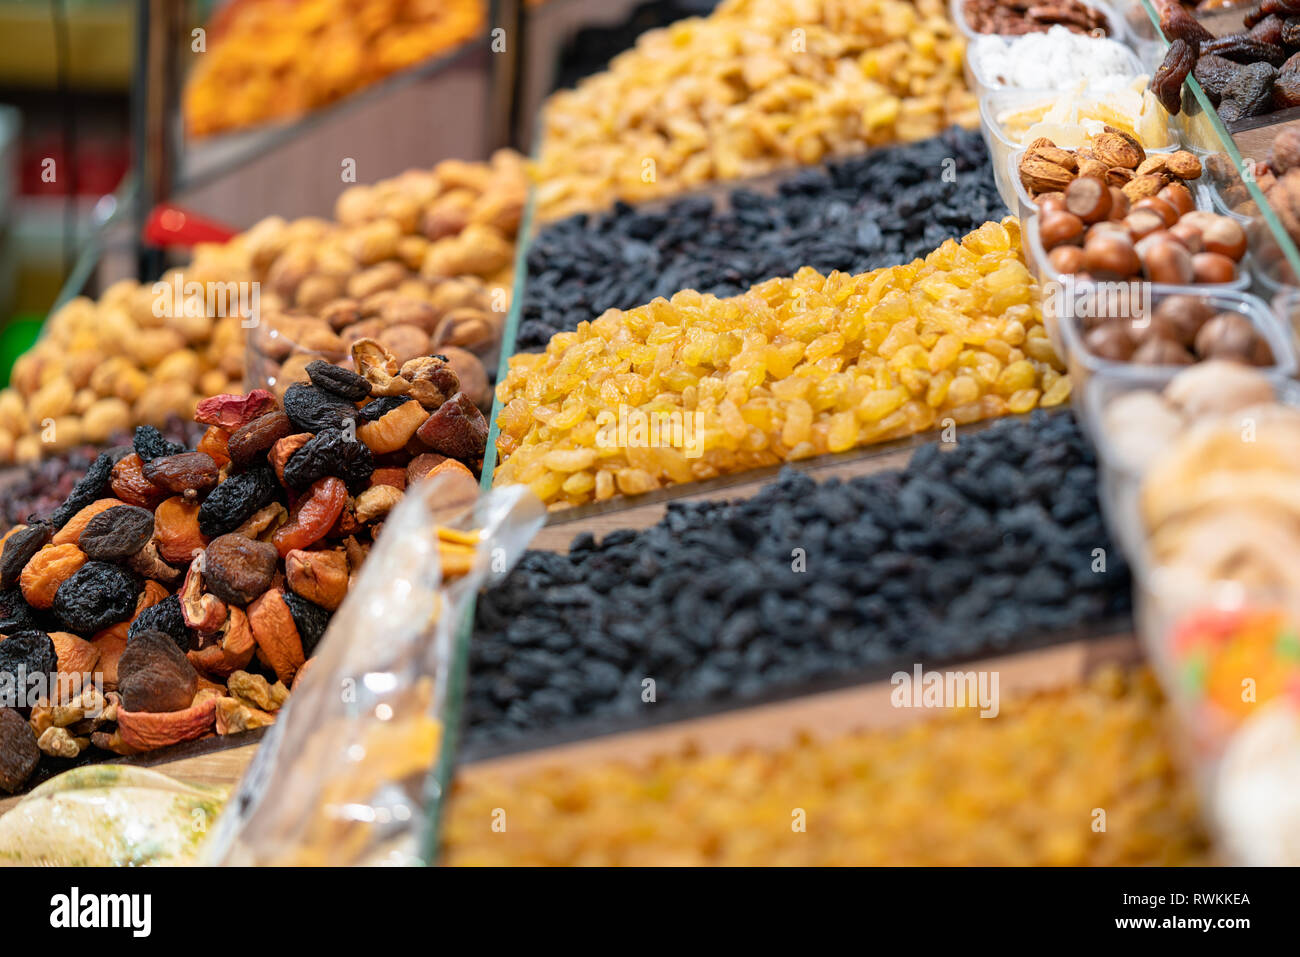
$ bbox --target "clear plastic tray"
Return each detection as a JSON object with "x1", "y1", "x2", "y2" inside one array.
[
  {"x1": 981, "y1": 87, "x2": 1177, "y2": 209},
  {"x1": 1057, "y1": 286, "x2": 1295, "y2": 425},
  {"x1": 951, "y1": 0, "x2": 1127, "y2": 43},
  {"x1": 965, "y1": 32, "x2": 1142, "y2": 100}
]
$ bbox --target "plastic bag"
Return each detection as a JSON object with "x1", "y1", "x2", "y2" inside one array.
[{"x1": 201, "y1": 473, "x2": 544, "y2": 865}]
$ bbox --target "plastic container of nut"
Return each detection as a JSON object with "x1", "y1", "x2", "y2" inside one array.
[
  {"x1": 981, "y1": 88, "x2": 1178, "y2": 210},
  {"x1": 950, "y1": 0, "x2": 1127, "y2": 44},
  {"x1": 1008, "y1": 147, "x2": 1213, "y2": 229},
  {"x1": 1057, "y1": 287, "x2": 1296, "y2": 431}
]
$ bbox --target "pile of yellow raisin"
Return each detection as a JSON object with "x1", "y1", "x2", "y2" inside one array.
[
  {"x1": 533, "y1": 0, "x2": 979, "y2": 220},
  {"x1": 443, "y1": 669, "x2": 1210, "y2": 866},
  {"x1": 493, "y1": 218, "x2": 1069, "y2": 509}
]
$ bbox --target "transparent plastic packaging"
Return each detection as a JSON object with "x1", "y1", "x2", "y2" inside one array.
[{"x1": 201, "y1": 475, "x2": 544, "y2": 866}]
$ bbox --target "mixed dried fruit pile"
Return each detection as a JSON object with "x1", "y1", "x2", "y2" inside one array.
[
  {"x1": 533, "y1": 0, "x2": 979, "y2": 220},
  {"x1": 494, "y1": 218, "x2": 1068, "y2": 509},
  {"x1": 0, "y1": 151, "x2": 523, "y2": 466},
  {"x1": 468, "y1": 412, "x2": 1129, "y2": 748},
  {"x1": 1152, "y1": 0, "x2": 1300, "y2": 121},
  {"x1": 184, "y1": 0, "x2": 484, "y2": 137},
  {"x1": 0, "y1": 337, "x2": 488, "y2": 794},
  {"x1": 519, "y1": 128, "x2": 1007, "y2": 352},
  {"x1": 446, "y1": 668, "x2": 1209, "y2": 866}
]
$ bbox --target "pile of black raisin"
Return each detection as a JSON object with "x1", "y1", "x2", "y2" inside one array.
[
  {"x1": 465, "y1": 412, "x2": 1130, "y2": 748},
  {"x1": 515, "y1": 127, "x2": 1006, "y2": 351}
]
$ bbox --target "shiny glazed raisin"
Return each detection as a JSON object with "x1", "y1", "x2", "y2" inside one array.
[
  {"x1": 306, "y1": 360, "x2": 372, "y2": 401},
  {"x1": 132, "y1": 424, "x2": 186, "y2": 462},
  {"x1": 197, "y1": 467, "x2": 280, "y2": 537},
  {"x1": 47, "y1": 453, "x2": 114, "y2": 529},
  {"x1": 282, "y1": 428, "x2": 375, "y2": 491},
  {"x1": 227, "y1": 411, "x2": 292, "y2": 470},
  {"x1": 204, "y1": 533, "x2": 279, "y2": 605},
  {"x1": 143, "y1": 452, "x2": 220, "y2": 496},
  {"x1": 0, "y1": 630, "x2": 57, "y2": 689},
  {"x1": 0, "y1": 524, "x2": 53, "y2": 589},
  {"x1": 78, "y1": 505, "x2": 156, "y2": 560},
  {"x1": 283, "y1": 382, "x2": 361, "y2": 433},
  {"x1": 0, "y1": 587, "x2": 38, "y2": 633},
  {"x1": 52, "y1": 561, "x2": 139, "y2": 634},
  {"x1": 281, "y1": 591, "x2": 330, "y2": 656},
  {"x1": 128, "y1": 593, "x2": 189, "y2": 652}
]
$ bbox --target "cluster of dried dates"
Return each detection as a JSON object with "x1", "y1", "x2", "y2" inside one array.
[
  {"x1": 1153, "y1": 0, "x2": 1300, "y2": 121},
  {"x1": 0, "y1": 336, "x2": 487, "y2": 793}
]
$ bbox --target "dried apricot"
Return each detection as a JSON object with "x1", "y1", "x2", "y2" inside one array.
[
  {"x1": 110, "y1": 453, "x2": 168, "y2": 509},
  {"x1": 247, "y1": 588, "x2": 306, "y2": 685},
  {"x1": 285, "y1": 548, "x2": 349, "y2": 611},
  {"x1": 357, "y1": 397, "x2": 429, "y2": 454},
  {"x1": 272, "y1": 477, "x2": 347, "y2": 557},
  {"x1": 196, "y1": 425, "x2": 232, "y2": 468},
  {"x1": 154, "y1": 496, "x2": 208, "y2": 565},
  {"x1": 20, "y1": 543, "x2": 88, "y2": 609}
]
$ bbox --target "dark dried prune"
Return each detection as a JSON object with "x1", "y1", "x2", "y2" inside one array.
[
  {"x1": 0, "y1": 588, "x2": 38, "y2": 633},
  {"x1": 52, "y1": 561, "x2": 139, "y2": 634},
  {"x1": 142, "y1": 452, "x2": 220, "y2": 496},
  {"x1": 117, "y1": 630, "x2": 198, "y2": 713},
  {"x1": 282, "y1": 591, "x2": 330, "y2": 656},
  {"x1": 227, "y1": 411, "x2": 292, "y2": 470},
  {"x1": 128, "y1": 594, "x2": 189, "y2": 651},
  {"x1": 283, "y1": 428, "x2": 375, "y2": 491},
  {"x1": 358, "y1": 395, "x2": 413, "y2": 422},
  {"x1": 1275, "y1": 68, "x2": 1300, "y2": 108},
  {"x1": 204, "y1": 533, "x2": 279, "y2": 605},
  {"x1": 283, "y1": 383, "x2": 361, "y2": 433},
  {"x1": 197, "y1": 467, "x2": 279, "y2": 537},
  {"x1": 415, "y1": 392, "x2": 487, "y2": 461},
  {"x1": 1194, "y1": 54, "x2": 1242, "y2": 105},
  {"x1": 133, "y1": 424, "x2": 186, "y2": 462},
  {"x1": 0, "y1": 708, "x2": 39, "y2": 793},
  {"x1": 0, "y1": 629, "x2": 57, "y2": 692},
  {"x1": 1220, "y1": 61, "x2": 1279, "y2": 121},
  {"x1": 1202, "y1": 34, "x2": 1287, "y2": 65},
  {"x1": 1153, "y1": 39, "x2": 1198, "y2": 115},
  {"x1": 78, "y1": 505, "x2": 155, "y2": 560},
  {"x1": 1283, "y1": 15, "x2": 1300, "y2": 45},
  {"x1": 47, "y1": 453, "x2": 114, "y2": 529},
  {"x1": 306, "y1": 360, "x2": 372, "y2": 401},
  {"x1": 0, "y1": 524, "x2": 53, "y2": 589},
  {"x1": 1161, "y1": 2, "x2": 1213, "y2": 43}
]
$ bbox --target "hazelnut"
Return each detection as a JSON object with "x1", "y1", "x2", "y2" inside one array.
[
  {"x1": 1048, "y1": 245, "x2": 1086, "y2": 275},
  {"x1": 1152, "y1": 295, "x2": 1214, "y2": 346},
  {"x1": 1131, "y1": 338, "x2": 1195, "y2": 366},
  {"x1": 1133, "y1": 197, "x2": 1180, "y2": 228},
  {"x1": 1036, "y1": 192, "x2": 1067, "y2": 213},
  {"x1": 1039, "y1": 210, "x2": 1085, "y2": 249},
  {"x1": 1158, "y1": 183, "x2": 1196, "y2": 216},
  {"x1": 1107, "y1": 187, "x2": 1130, "y2": 221},
  {"x1": 1200, "y1": 217, "x2": 1248, "y2": 260},
  {"x1": 1124, "y1": 208, "x2": 1167, "y2": 241},
  {"x1": 1065, "y1": 176, "x2": 1112, "y2": 224},
  {"x1": 1192, "y1": 252, "x2": 1237, "y2": 284},
  {"x1": 1083, "y1": 321, "x2": 1135, "y2": 361},
  {"x1": 1194, "y1": 312, "x2": 1273, "y2": 365},
  {"x1": 1140, "y1": 239, "x2": 1195, "y2": 284},
  {"x1": 1167, "y1": 221, "x2": 1204, "y2": 254},
  {"x1": 1084, "y1": 234, "x2": 1140, "y2": 279}
]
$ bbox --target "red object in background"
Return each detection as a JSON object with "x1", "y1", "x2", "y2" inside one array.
[
  {"x1": 143, "y1": 204, "x2": 238, "y2": 247},
  {"x1": 20, "y1": 134, "x2": 129, "y2": 196}
]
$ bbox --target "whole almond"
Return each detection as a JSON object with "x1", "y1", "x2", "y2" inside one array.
[
  {"x1": 1122, "y1": 175, "x2": 1165, "y2": 203},
  {"x1": 1020, "y1": 157, "x2": 1074, "y2": 194},
  {"x1": 1028, "y1": 145, "x2": 1078, "y2": 172},
  {"x1": 1166, "y1": 150, "x2": 1203, "y2": 180},
  {"x1": 1093, "y1": 131, "x2": 1143, "y2": 170},
  {"x1": 1136, "y1": 155, "x2": 1169, "y2": 177}
]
